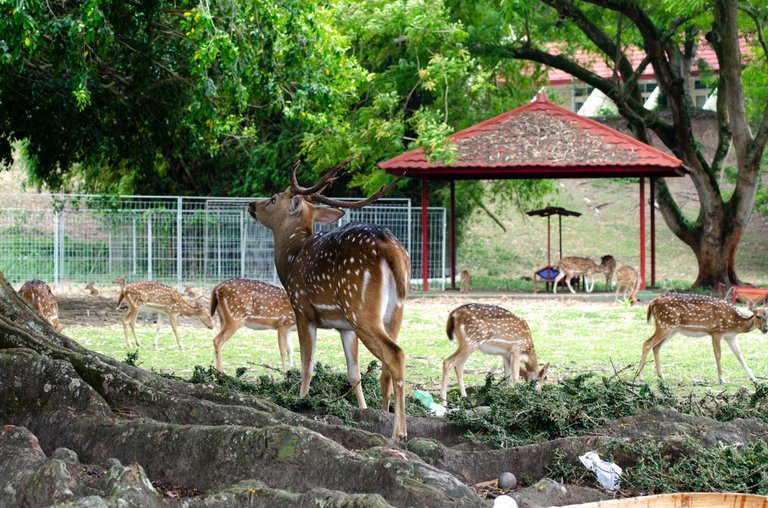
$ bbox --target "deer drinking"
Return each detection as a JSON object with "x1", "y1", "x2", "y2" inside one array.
[
  {"x1": 638, "y1": 293, "x2": 768, "y2": 383},
  {"x1": 249, "y1": 162, "x2": 410, "y2": 441}
]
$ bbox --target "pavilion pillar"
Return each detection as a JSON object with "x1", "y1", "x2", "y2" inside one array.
[
  {"x1": 650, "y1": 177, "x2": 656, "y2": 287},
  {"x1": 421, "y1": 178, "x2": 429, "y2": 291},
  {"x1": 639, "y1": 177, "x2": 647, "y2": 290},
  {"x1": 449, "y1": 180, "x2": 457, "y2": 290}
]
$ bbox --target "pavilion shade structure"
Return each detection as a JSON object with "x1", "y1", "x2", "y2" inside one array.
[{"x1": 379, "y1": 93, "x2": 687, "y2": 291}]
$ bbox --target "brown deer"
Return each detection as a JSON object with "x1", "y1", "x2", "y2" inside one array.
[
  {"x1": 459, "y1": 270, "x2": 472, "y2": 293},
  {"x1": 18, "y1": 280, "x2": 63, "y2": 332},
  {"x1": 553, "y1": 255, "x2": 614, "y2": 294},
  {"x1": 210, "y1": 278, "x2": 296, "y2": 373},
  {"x1": 637, "y1": 293, "x2": 768, "y2": 384},
  {"x1": 84, "y1": 282, "x2": 99, "y2": 296},
  {"x1": 117, "y1": 281, "x2": 214, "y2": 349},
  {"x1": 614, "y1": 265, "x2": 640, "y2": 304},
  {"x1": 249, "y1": 161, "x2": 410, "y2": 441},
  {"x1": 112, "y1": 275, "x2": 127, "y2": 288},
  {"x1": 440, "y1": 303, "x2": 548, "y2": 404}
]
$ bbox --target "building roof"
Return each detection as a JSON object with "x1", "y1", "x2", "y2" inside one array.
[
  {"x1": 546, "y1": 39, "x2": 750, "y2": 86},
  {"x1": 379, "y1": 94, "x2": 687, "y2": 180}
]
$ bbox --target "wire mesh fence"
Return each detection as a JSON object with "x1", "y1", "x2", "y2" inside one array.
[{"x1": 0, "y1": 194, "x2": 447, "y2": 291}]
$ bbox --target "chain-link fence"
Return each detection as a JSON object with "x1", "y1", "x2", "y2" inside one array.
[{"x1": 0, "y1": 194, "x2": 446, "y2": 290}]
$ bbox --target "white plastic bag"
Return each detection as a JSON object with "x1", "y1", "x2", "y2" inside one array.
[{"x1": 578, "y1": 451, "x2": 622, "y2": 492}]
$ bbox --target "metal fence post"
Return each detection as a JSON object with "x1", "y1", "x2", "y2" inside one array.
[
  {"x1": 147, "y1": 213, "x2": 153, "y2": 281},
  {"x1": 240, "y1": 210, "x2": 246, "y2": 278},
  {"x1": 132, "y1": 217, "x2": 137, "y2": 276},
  {"x1": 53, "y1": 211, "x2": 59, "y2": 285},
  {"x1": 177, "y1": 197, "x2": 183, "y2": 290}
]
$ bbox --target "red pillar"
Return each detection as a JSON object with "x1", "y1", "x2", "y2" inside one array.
[
  {"x1": 650, "y1": 177, "x2": 656, "y2": 287},
  {"x1": 450, "y1": 180, "x2": 457, "y2": 289},
  {"x1": 421, "y1": 178, "x2": 429, "y2": 291},
  {"x1": 639, "y1": 177, "x2": 647, "y2": 290}
]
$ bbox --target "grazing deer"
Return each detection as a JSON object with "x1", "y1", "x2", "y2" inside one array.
[
  {"x1": 210, "y1": 278, "x2": 296, "y2": 373},
  {"x1": 440, "y1": 303, "x2": 549, "y2": 405},
  {"x1": 553, "y1": 255, "x2": 614, "y2": 294},
  {"x1": 614, "y1": 265, "x2": 640, "y2": 304},
  {"x1": 18, "y1": 280, "x2": 63, "y2": 332},
  {"x1": 249, "y1": 161, "x2": 410, "y2": 441},
  {"x1": 637, "y1": 293, "x2": 768, "y2": 384},
  {"x1": 84, "y1": 282, "x2": 99, "y2": 296},
  {"x1": 459, "y1": 270, "x2": 472, "y2": 293},
  {"x1": 117, "y1": 281, "x2": 214, "y2": 349}
]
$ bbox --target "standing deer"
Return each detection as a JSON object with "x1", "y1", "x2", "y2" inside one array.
[
  {"x1": 441, "y1": 303, "x2": 548, "y2": 405},
  {"x1": 18, "y1": 280, "x2": 63, "y2": 332},
  {"x1": 614, "y1": 265, "x2": 640, "y2": 304},
  {"x1": 249, "y1": 162, "x2": 410, "y2": 441},
  {"x1": 459, "y1": 270, "x2": 472, "y2": 293},
  {"x1": 210, "y1": 278, "x2": 296, "y2": 373},
  {"x1": 637, "y1": 293, "x2": 768, "y2": 384},
  {"x1": 553, "y1": 255, "x2": 614, "y2": 294},
  {"x1": 117, "y1": 281, "x2": 214, "y2": 349}
]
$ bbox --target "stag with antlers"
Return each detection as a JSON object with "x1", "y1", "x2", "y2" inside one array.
[{"x1": 249, "y1": 162, "x2": 410, "y2": 441}]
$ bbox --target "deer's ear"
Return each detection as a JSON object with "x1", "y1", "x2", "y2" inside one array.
[
  {"x1": 289, "y1": 195, "x2": 304, "y2": 215},
  {"x1": 315, "y1": 207, "x2": 345, "y2": 224}
]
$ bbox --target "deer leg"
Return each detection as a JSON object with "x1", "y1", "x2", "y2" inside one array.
[
  {"x1": 724, "y1": 336, "x2": 755, "y2": 383},
  {"x1": 586, "y1": 274, "x2": 595, "y2": 293},
  {"x1": 167, "y1": 314, "x2": 184, "y2": 350},
  {"x1": 212, "y1": 320, "x2": 242, "y2": 373},
  {"x1": 277, "y1": 326, "x2": 293, "y2": 371},
  {"x1": 637, "y1": 329, "x2": 673, "y2": 381},
  {"x1": 453, "y1": 349, "x2": 473, "y2": 399},
  {"x1": 122, "y1": 307, "x2": 142, "y2": 348},
  {"x1": 565, "y1": 274, "x2": 576, "y2": 294},
  {"x1": 441, "y1": 348, "x2": 465, "y2": 403},
  {"x1": 511, "y1": 352, "x2": 522, "y2": 383},
  {"x1": 502, "y1": 355, "x2": 512, "y2": 379},
  {"x1": 154, "y1": 313, "x2": 162, "y2": 350},
  {"x1": 295, "y1": 317, "x2": 317, "y2": 398},
  {"x1": 340, "y1": 330, "x2": 367, "y2": 409},
  {"x1": 356, "y1": 325, "x2": 407, "y2": 441},
  {"x1": 553, "y1": 271, "x2": 565, "y2": 294},
  {"x1": 381, "y1": 303, "x2": 404, "y2": 411}
]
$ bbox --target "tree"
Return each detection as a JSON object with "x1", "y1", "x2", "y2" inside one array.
[
  {"x1": 0, "y1": 0, "x2": 367, "y2": 197},
  {"x1": 459, "y1": 0, "x2": 768, "y2": 287}
]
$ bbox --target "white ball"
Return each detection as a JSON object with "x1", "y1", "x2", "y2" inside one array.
[
  {"x1": 498, "y1": 471, "x2": 517, "y2": 490},
  {"x1": 493, "y1": 494, "x2": 519, "y2": 508}
]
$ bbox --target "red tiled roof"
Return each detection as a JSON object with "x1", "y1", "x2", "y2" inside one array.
[
  {"x1": 546, "y1": 39, "x2": 750, "y2": 85},
  {"x1": 379, "y1": 94, "x2": 686, "y2": 180}
]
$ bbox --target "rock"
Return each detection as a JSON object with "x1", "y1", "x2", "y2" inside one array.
[
  {"x1": 51, "y1": 447, "x2": 79, "y2": 464},
  {"x1": 498, "y1": 472, "x2": 517, "y2": 490}
]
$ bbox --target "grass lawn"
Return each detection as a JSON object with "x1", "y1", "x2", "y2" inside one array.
[{"x1": 67, "y1": 295, "x2": 768, "y2": 400}]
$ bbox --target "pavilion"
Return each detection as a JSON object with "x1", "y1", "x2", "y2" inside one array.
[{"x1": 378, "y1": 93, "x2": 687, "y2": 291}]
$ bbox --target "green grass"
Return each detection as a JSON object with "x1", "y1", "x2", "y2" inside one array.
[
  {"x1": 459, "y1": 179, "x2": 768, "y2": 289},
  {"x1": 67, "y1": 297, "x2": 768, "y2": 399}
]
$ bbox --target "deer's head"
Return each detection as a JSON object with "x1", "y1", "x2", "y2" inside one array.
[
  {"x1": 754, "y1": 308, "x2": 768, "y2": 333},
  {"x1": 248, "y1": 161, "x2": 400, "y2": 234}
]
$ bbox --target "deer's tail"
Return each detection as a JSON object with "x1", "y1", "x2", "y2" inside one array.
[
  {"x1": 382, "y1": 241, "x2": 410, "y2": 306},
  {"x1": 209, "y1": 287, "x2": 220, "y2": 317},
  {"x1": 446, "y1": 310, "x2": 456, "y2": 341},
  {"x1": 646, "y1": 298, "x2": 656, "y2": 323}
]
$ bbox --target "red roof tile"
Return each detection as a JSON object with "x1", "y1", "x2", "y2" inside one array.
[{"x1": 379, "y1": 94, "x2": 686, "y2": 180}]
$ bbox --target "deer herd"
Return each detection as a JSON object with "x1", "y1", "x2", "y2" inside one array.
[{"x1": 13, "y1": 163, "x2": 768, "y2": 441}]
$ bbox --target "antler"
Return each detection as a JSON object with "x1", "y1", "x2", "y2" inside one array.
[
  {"x1": 310, "y1": 175, "x2": 403, "y2": 209},
  {"x1": 290, "y1": 159, "x2": 354, "y2": 196}
]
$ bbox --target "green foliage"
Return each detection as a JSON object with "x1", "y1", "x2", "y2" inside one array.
[
  {"x1": 123, "y1": 350, "x2": 140, "y2": 367},
  {"x1": 187, "y1": 361, "x2": 430, "y2": 425},
  {"x1": 448, "y1": 373, "x2": 768, "y2": 449}
]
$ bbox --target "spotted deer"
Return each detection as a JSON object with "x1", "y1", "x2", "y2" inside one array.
[
  {"x1": 210, "y1": 278, "x2": 296, "y2": 373},
  {"x1": 553, "y1": 255, "x2": 615, "y2": 294},
  {"x1": 84, "y1": 282, "x2": 99, "y2": 296},
  {"x1": 459, "y1": 270, "x2": 472, "y2": 293},
  {"x1": 117, "y1": 281, "x2": 214, "y2": 349},
  {"x1": 18, "y1": 280, "x2": 63, "y2": 332},
  {"x1": 440, "y1": 303, "x2": 548, "y2": 405},
  {"x1": 637, "y1": 293, "x2": 768, "y2": 384},
  {"x1": 249, "y1": 161, "x2": 410, "y2": 441},
  {"x1": 614, "y1": 265, "x2": 640, "y2": 304}
]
